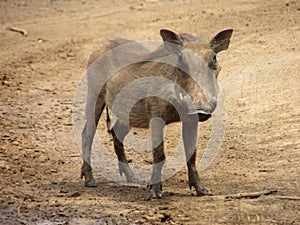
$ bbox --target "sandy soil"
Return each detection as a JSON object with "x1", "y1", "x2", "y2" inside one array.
[{"x1": 0, "y1": 0, "x2": 299, "y2": 224}]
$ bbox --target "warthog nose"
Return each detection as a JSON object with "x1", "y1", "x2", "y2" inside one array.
[
  {"x1": 187, "y1": 109, "x2": 211, "y2": 122},
  {"x1": 187, "y1": 109, "x2": 211, "y2": 115},
  {"x1": 197, "y1": 112, "x2": 211, "y2": 122}
]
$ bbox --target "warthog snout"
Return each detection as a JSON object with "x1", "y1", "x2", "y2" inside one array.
[{"x1": 177, "y1": 89, "x2": 218, "y2": 122}]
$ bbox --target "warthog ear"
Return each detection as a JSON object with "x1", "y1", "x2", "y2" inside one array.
[
  {"x1": 209, "y1": 29, "x2": 233, "y2": 53},
  {"x1": 160, "y1": 29, "x2": 183, "y2": 46}
]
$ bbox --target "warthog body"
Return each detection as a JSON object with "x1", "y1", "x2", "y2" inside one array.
[{"x1": 81, "y1": 29, "x2": 233, "y2": 198}]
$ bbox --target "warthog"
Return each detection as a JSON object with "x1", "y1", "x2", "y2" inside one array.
[{"x1": 81, "y1": 28, "x2": 233, "y2": 199}]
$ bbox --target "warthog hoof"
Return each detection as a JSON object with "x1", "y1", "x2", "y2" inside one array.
[
  {"x1": 147, "y1": 190, "x2": 163, "y2": 200},
  {"x1": 196, "y1": 187, "x2": 213, "y2": 196},
  {"x1": 118, "y1": 162, "x2": 139, "y2": 184},
  {"x1": 147, "y1": 183, "x2": 163, "y2": 200},
  {"x1": 81, "y1": 161, "x2": 97, "y2": 187},
  {"x1": 189, "y1": 181, "x2": 213, "y2": 196},
  {"x1": 85, "y1": 178, "x2": 97, "y2": 187}
]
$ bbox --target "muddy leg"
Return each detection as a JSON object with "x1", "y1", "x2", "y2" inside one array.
[
  {"x1": 148, "y1": 118, "x2": 165, "y2": 199},
  {"x1": 182, "y1": 121, "x2": 212, "y2": 196},
  {"x1": 111, "y1": 120, "x2": 136, "y2": 183},
  {"x1": 81, "y1": 94, "x2": 105, "y2": 187}
]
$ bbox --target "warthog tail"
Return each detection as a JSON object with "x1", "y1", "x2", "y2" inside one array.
[{"x1": 106, "y1": 106, "x2": 112, "y2": 135}]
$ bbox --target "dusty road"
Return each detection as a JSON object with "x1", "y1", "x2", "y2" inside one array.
[{"x1": 0, "y1": 0, "x2": 299, "y2": 224}]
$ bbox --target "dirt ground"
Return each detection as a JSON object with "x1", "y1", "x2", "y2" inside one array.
[{"x1": 0, "y1": 0, "x2": 299, "y2": 224}]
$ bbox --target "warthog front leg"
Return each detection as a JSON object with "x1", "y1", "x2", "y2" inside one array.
[
  {"x1": 111, "y1": 120, "x2": 136, "y2": 183},
  {"x1": 148, "y1": 118, "x2": 165, "y2": 199},
  {"x1": 182, "y1": 121, "x2": 213, "y2": 196}
]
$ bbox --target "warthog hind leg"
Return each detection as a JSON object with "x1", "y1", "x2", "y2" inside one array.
[
  {"x1": 111, "y1": 121, "x2": 137, "y2": 183},
  {"x1": 148, "y1": 118, "x2": 165, "y2": 199}
]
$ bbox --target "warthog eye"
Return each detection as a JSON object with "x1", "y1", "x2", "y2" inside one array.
[
  {"x1": 209, "y1": 54, "x2": 218, "y2": 70},
  {"x1": 213, "y1": 55, "x2": 217, "y2": 64}
]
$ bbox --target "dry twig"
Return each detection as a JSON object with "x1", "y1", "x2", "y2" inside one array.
[
  {"x1": 224, "y1": 189, "x2": 277, "y2": 199},
  {"x1": 5, "y1": 26, "x2": 28, "y2": 36},
  {"x1": 277, "y1": 196, "x2": 300, "y2": 200}
]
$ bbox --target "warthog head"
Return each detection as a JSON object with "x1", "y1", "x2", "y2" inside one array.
[{"x1": 159, "y1": 29, "x2": 233, "y2": 121}]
